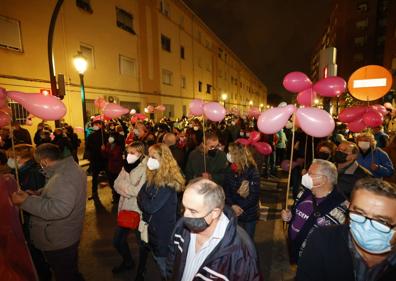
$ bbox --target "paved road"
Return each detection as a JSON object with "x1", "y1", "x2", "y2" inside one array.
[{"x1": 78, "y1": 175, "x2": 295, "y2": 281}]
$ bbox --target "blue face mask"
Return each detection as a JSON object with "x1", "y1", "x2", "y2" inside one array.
[{"x1": 350, "y1": 219, "x2": 395, "y2": 254}]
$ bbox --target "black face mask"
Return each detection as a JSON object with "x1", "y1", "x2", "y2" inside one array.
[
  {"x1": 317, "y1": 152, "x2": 331, "y2": 160},
  {"x1": 334, "y1": 151, "x2": 349, "y2": 164},
  {"x1": 207, "y1": 149, "x2": 217, "y2": 158},
  {"x1": 183, "y1": 215, "x2": 210, "y2": 233}
]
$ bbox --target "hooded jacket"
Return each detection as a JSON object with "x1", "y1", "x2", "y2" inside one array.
[
  {"x1": 21, "y1": 156, "x2": 87, "y2": 251},
  {"x1": 167, "y1": 207, "x2": 262, "y2": 281}
]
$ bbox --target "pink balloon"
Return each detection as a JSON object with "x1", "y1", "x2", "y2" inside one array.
[
  {"x1": 189, "y1": 99, "x2": 204, "y2": 116},
  {"x1": 297, "y1": 88, "x2": 317, "y2": 107},
  {"x1": 0, "y1": 87, "x2": 6, "y2": 99},
  {"x1": 203, "y1": 102, "x2": 226, "y2": 122},
  {"x1": 338, "y1": 106, "x2": 366, "y2": 123},
  {"x1": 252, "y1": 142, "x2": 272, "y2": 155},
  {"x1": 282, "y1": 72, "x2": 312, "y2": 93},
  {"x1": 155, "y1": 105, "x2": 166, "y2": 112},
  {"x1": 7, "y1": 91, "x2": 66, "y2": 120},
  {"x1": 0, "y1": 98, "x2": 7, "y2": 108},
  {"x1": 248, "y1": 107, "x2": 261, "y2": 118},
  {"x1": 313, "y1": 76, "x2": 346, "y2": 97},
  {"x1": 296, "y1": 107, "x2": 335, "y2": 138},
  {"x1": 281, "y1": 160, "x2": 297, "y2": 172},
  {"x1": 248, "y1": 131, "x2": 261, "y2": 143},
  {"x1": 257, "y1": 105, "x2": 296, "y2": 134},
  {"x1": 369, "y1": 105, "x2": 388, "y2": 116},
  {"x1": 135, "y1": 113, "x2": 146, "y2": 120},
  {"x1": 94, "y1": 97, "x2": 107, "y2": 109},
  {"x1": 236, "y1": 138, "x2": 251, "y2": 145},
  {"x1": 0, "y1": 111, "x2": 11, "y2": 127},
  {"x1": 363, "y1": 110, "x2": 383, "y2": 127},
  {"x1": 348, "y1": 118, "x2": 366, "y2": 133},
  {"x1": 147, "y1": 105, "x2": 154, "y2": 113},
  {"x1": 103, "y1": 103, "x2": 129, "y2": 119},
  {"x1": 384, "y1": 102, "x2": 393, "y2": 110}
]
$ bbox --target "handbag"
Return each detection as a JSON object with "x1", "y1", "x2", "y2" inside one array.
[
  {"x1": 237, "y1": 180, "x2": 250, "y2": 198},
  {"x1": 117, "y1": 210, "x2": 140, "y2": 229}
]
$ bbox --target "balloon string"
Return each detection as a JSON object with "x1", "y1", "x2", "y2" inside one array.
[
  {"x1": 312, "y1": 137, "x2": 315, "y2": 162},
  {"x1": 284, "y1": 113, "x2": 296, "y2": 231},
  {"x1": 304, "y1": 135, "x2": 308, "y2": 169},
  {"x1": 202, "y1": 117, "x2": 207, "y2": 173}
]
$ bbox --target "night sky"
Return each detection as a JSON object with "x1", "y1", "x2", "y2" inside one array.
[{"x1": 184, "y1": 0, "x2": 332, "y2": 104}]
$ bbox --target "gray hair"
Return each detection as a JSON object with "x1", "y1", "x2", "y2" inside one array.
[
  {"x1": 353, "y1": 178, "x2": 396, "y2": 199},
  {"x1": 312, "y1": 159, "x2": 338, "y2": 186},
  {"x1": 187, "y1": 178, "x2": 225, "y2": 210}
]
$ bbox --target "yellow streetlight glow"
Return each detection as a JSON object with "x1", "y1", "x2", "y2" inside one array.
[
  {"x1": 314, "y1": 98, "x2": 320, "y2": 105},
  {"x1": 259, "y1": 103, "x2": 264, "y2": 108},
  {"x1": 221, "y1": 93, "x2": 228, "y2": 101},
  {"x1": 249, "y1": 100, "x2": 253, "y2": 106},
  {"x1": 73, "y1": 53, "x2": 88, "y2": 74}
]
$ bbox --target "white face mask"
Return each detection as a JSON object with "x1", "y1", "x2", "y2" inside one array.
[
  {"x1": 226, "y1": 153, "x2": 233, "y2": 163},
  {"x1": 301, "y1": 174, "x2": 314, "y2": 190},
  {"x1": 119, "y1": 131, "x2": 125, "y2": 136},
  {"x1": 7, "y1": 158, "x2": 16, "y2": 169},
  {"x1": 147, "y1": 157, "x2": 160, "y2": 170},
  {"x1": 92, "y1": 125, "x2": 100, "y2": 131},
  {"x1": 108, "y1": 137, "x2": 115, "y2": 144},
  {"x1": 193, "y1": 126, "x2": 199, "y2": 131},
  {"x1": 358, "y1": 141, "x2": 371, "y2": 151},
  {"x1": 126, "y1": 153, "x2": 139, "y2": 164}
]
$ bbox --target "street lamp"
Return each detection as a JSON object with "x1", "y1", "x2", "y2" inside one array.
[
  {"x1": 249, "y1": 100, "x2": 253, "y2": 106},
  {"x1": 221, "y1": 93, "x2": 228, "y2": 108},
  {"x1": 73, "y1": 52, "x2": 88, "y2": 138},
  {"x1": 259, "y1": 103, "x2": 264, "y2": 111}
]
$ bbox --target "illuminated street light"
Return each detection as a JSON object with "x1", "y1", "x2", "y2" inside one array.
[
  {"x1": 249, "y1": 100, "x2": 253, "y2": 106},
  {"x1": 73, "y1": 52, "x2": 88, "y2": 138},
  {"x1": 221, "y1": 93, "x2": 228, "y2": 108},
  {"x1": 314, "y1": 98, "x2": 320, "y2": 105}
]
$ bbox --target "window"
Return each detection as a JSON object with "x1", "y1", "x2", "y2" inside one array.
[
  {"x1": 218, "y1": 48, "x2": 223, "y2": 59},
  {"x1": 119, "y1": 55, "x2": 136, "y2": 76},
  {"x1": 162, "y1": 69, "x2": 172, "y2": 85},
  {"x1": 161, "y1": 34, "x2": 171, "y2": 52},
  {"x1": 182, "y1": 105, "x2": 187, "y2": 116},
  {"x1": 206, "y1": 84, "x2": 212, "y2": 94},
  {"x1": 198, "y1": 81, "x2": 202, "y2": 92},
  {"x1": 116, "y1": 7, "x2": 135, "y2": 34},
  {"x1": 80, "y1": 43, "x2": 95, "y2": 68},
  {"x1": 180, "y1": 46, "x2": 185, "y2": 59},
  {"x1": 9, "y1": 101, "x2": 29, "y2": 123},
  {"x1": 160, "y1": 0, "x2": 170, "y2": 17},
  {"x1": 0, "y1": 16, "x2": 23, "y2": 52},
  {"x1": 357, "y1": 2, "x2": 368, "y2": 12},
  {"x1": 355, "y1": 19, "x2": 368, "y2": 29},
  {"x1": 164, "y1": 104, "x2": 174, "y2": 118},
  {"x1": 181, "y1": 76, "x2": 186, "y2": 88},
  {"x1": 76, "y1": 0, "x2": 93, "y2": 13}
]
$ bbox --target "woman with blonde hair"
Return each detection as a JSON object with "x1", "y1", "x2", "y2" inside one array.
[
  {"x1": 112, "y1": 141, "x2": 147, "y2": 274},
  {"x1": 137, "y1": 143, "x2": 185, "y2": 280},
  {"x1": 224, "y1": 142, "x2": 260, "y2": 240}
]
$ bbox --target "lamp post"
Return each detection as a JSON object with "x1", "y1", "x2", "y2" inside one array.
[
  {"x1": 221, "y1": 93, "x2": 228, "y2": 108},
  {"x1": 259, "y1": 103, "x2": 264, "y2": 111},
  {"x1": 73, "y1": 52, "x2": 88, "y2": 138}
]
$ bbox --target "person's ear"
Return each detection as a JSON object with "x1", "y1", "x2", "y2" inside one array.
[{"x1": 210, "y1": 208, "x2": 222, "y2": 220}]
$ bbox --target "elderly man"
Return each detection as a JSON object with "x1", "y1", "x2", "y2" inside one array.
[
  {"x1": 184, "y1": 130, "x2": 228, "y2": 186},
  {"x1": 335, "y1": 141, "x2": 372, "y2": 199},
  {"x1": 296, "y1": 178, "x2": 396, "y2": 280},
  {"x1": 168, "y1": 178, "x2": 261, "y2": 281},
  {"x1": 11, "y1": 143, "x2": 87, "y2": 281},
  {"x1": 163, "y1": 132, "x2": 186, "y2": 169},
  {"x1": 281, "y1": 159, "x2": 348, "y2": 263},
  {"x1": 356, "y1": 132, "x2": 394, "y2": 178}
]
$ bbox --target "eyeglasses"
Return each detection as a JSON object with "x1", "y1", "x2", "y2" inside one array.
[{"x1": 349, "y1": 211, "x2": 396, "y2": 233}]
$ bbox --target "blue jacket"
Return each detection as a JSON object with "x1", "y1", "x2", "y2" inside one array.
[
  {"x1": 224, "y1": 166, "x2": 260, "y2": 222},
  {"x1": 137, "y1": 182, "x2": 177, "y2": 257},
  {"x1": 357, "y1": 147, "x2": 394, "y2": 178},
  {"x1": 167, "y1": 207, "x2": 262, "y2": 281}
]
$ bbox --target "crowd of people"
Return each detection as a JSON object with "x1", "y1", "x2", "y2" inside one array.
[{"x1": 2, "y1": 110, "x2": 396, "y2": 280}]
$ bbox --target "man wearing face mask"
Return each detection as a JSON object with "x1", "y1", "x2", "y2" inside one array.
[
  {"x1": 11, "y1": 143, "x2": 87, "y2": 281},
  {"x1": 184, "y1": 130, "x2": 228, "y2": 186},
  {"x1": 336, "y1": 141, "x2": 372, "y2": 200},
  {"x1": 281, "y1": 159, "x2": 348, "y2": 264},
  {"x1": 168, "y1": 178, "x2": 261, "y2": 281},
  {"x1": 356, "y1": 132, "x2": 394, "y2": 178},
  {"x1": 296, "y1": 178, "x2": 396, "y2": 281}
]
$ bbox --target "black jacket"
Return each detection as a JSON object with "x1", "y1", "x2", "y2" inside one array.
[
  {"x1": 337, "y1": 162, "x2": 372, "y2": 200},
  {"x1": 168, "y1": 207, "x2": 262, "y2": 281},
  {"x1": 224, "y1": 166, "x2": 260, "y2": 222},
  {"x1": 137, "y1": 183, "x2": 177, "y2": 257},
  {"x1": 17, "y1": 159, "x2": 46, "y2": 191},
  {"x1": 296, "y1": 224, "x2": 396, "y2": 281}
]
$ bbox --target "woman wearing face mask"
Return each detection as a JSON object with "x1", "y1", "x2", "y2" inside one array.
[
  {"x1": 315, "y1": 140, "x2": 336, "y2": 161},
  {"x1": 280, "y1": 159, "x2": 348, "y2": 264},
  {"x1": 224, "y1": 143, "x2": 260, "y2": 240},
  {"x1": 356, "y1": 132, "x2": 394, "y2": 178},
  {"x1": 112, "y1": 141, "x2": 148, "y2": 274},
  {"x1": 102, "y1": 133, "x2": 124, "y2": 203},
  {"x1": 137, "y1": 143, "x2": 185, "y2": 280}
]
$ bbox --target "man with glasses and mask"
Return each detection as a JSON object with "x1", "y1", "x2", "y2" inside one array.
[
  {"x1": 167, "y1": 178, "x2": 261, "y2": 281},
  {"x1": 335, "y1": 141, "x2": 372, "y2": 200},
  {"x1": 296, "y1": 178, "x2": 396, "y2": 281},
  {"x1": 281, "y1": 159, "x2": 348, "y2": 264},
  {"x1": 184, "y1": 130, "x2": 227, "y2": 186}
]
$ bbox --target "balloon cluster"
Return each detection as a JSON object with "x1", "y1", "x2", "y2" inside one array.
[
  {"x1": 236, "y1": 131, "x2": 272, "y2": 155},
  {"x1": 189, "y1": 100, "x2": 226, "y2": 122},
  {"x1": 339, "y1": 104, "x2": 388, "y2": 133}
]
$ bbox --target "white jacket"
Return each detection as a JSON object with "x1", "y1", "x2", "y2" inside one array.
[{"x1": 114, "y1": 156, "x2": 147, "y2": 213}]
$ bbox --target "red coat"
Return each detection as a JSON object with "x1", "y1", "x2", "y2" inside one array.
[{"x1": 102, "y1": 143, "x2": 123, "y2": 174}]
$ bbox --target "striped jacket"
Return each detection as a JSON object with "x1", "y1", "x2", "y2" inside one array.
[{"x1": 167, "y1": 207, "x2": 262, "y2": 281}]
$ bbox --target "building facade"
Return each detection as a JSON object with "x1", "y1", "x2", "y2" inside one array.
[{"x1": 0, "y1": 0, "x2": 267, "y2": 138}]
